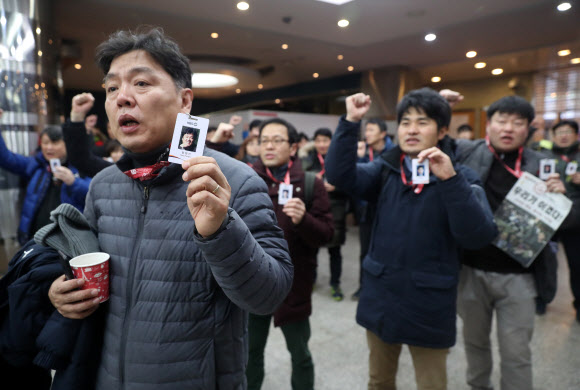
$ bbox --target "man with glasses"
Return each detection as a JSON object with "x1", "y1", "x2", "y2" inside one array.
[
  {"x1": 246, "y1": 118, "x2": 334, "y2": 390},
  {"x1": 539, "y1": 120, "x2": 580, "y2": 322}
]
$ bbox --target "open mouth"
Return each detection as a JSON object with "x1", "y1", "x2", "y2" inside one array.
[{"x1": 118, "y1": 114, "x2": 140, "y2": 130}]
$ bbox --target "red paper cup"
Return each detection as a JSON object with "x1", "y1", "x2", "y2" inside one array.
[{"x1": 69, "y1": 252, "x2": 110, "y2": 303}]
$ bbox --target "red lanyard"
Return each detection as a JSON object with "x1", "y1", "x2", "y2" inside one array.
[
  {"x1": 266, "y1": 160, "x2": 293, "y2": 184},
  {"x1": 399, "y1": 154, "x2": 424, "y2": 194},
  {"x1": 317, "y1": 153, "x2": 325, "y2": 176},
  {"x1": 485, "y1": 135, "x2": 523, "y2": 178},
  {"x1": 369, "y1": 148, "x2": 374, "y2": 162},
  {"x1": 560, "y1": 155, "x2": 571, "y2": 163},
  {"x1": 123, "y1": 161, "x2": 170, "y2": 181}
]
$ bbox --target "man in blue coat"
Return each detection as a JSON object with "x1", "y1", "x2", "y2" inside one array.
[{"x1": 325, "y1": 88, "x2": 497, "y2": 390}]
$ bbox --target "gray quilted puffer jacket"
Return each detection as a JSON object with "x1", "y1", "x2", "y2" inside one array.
[{"x1": 84, "y1": 148, "x2": 293, "y2": 390}]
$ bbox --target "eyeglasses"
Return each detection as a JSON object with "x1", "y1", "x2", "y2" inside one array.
[
  {"x1": 554, "y1": 129, "x2": 575, "y2": 136},
  {"x1": 259, "y1": 138, "x2": 289, "y2": 146}
]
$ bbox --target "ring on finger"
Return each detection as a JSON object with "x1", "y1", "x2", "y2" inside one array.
[{"x1": 212, "y1": 184, "x2": 220, "y2": 194}]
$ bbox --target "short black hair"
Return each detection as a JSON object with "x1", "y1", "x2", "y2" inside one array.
[
  {"x1": 298, "y1": 132, "x2": 309, "y2": 142},
  {"x1": 457, "y1": 124, "x2": 473, "y2": 134},
  {"x1": 486, "y1": 96, "x2": 534, "y2": 124},
  {"x1": 259, "y1": 118, "x2": 299, "y2": 145},
  {"x1": 366, "y1": 118, "x2": 387, "y2": 133},
  {"x1": 314, "y1": 128, "x2": 332, "y2": 140},
  {"x1": 183, "y1": 127, "x2": 197, "y2": 135},
  {"x1": 249, "y1": 119, "x2": 262, "y2": 130},
  {"x1": 552, "y1": 120, "x2": 579, "y2": 134},
  {"x1": 396, "y1": 87, "x2": 451, "y2": 130},
  {"x1": 96, "y1": 27, "x2": 192, "y2": 89},
  {"x1": 40, "y1": 126, "x2": 63, "y2": 142}
]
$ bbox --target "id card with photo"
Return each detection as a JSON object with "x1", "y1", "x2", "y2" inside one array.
[
  {"x1": 168, "y1": 113, "x2": 209, "y2": 164},
  {"x1": 278, "y1": 183, "x2": 293, "y2": 205},
  {"x1": 566, "y1": 161, "x2": 578, "y2": 176},
  {"x1": 539, "y1": 159, "x2": 556, "y2": 180},
  {"x1": 411, "y1": 158, "x2": 429, "y2": 184},
  {"x1": 50, "y1": 158, "x2": 61, "y2": 171}
]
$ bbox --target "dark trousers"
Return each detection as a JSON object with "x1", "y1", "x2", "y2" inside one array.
[
  {"x1": 561, "y1": 229, "x2": 580, "y2": 311},
  {"x1": 246, "y1": 314, "x2": 314, "y2": 390},
  {"x1": 328, "y1": 246, "x2": 342, "y2": 287},
  {"x1": 358, "y1": 220, "x2": 373, "y2": 287}
]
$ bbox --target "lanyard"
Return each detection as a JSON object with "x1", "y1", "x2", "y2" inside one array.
[
  {"x1": 485, "y1": 135, "x2": 523, "y2": 178},
  {"x1": 123, "y1": 161, "x2": 170, "y2": 181},
  {"x1": 317, "y1": 153, "x2": 325, "y2": 176},
  {"x1": 266, "y1": 160, "x2": 293, "y2": 185},
  {"x1": 399, "y1": 154, "x2": 424, "y2": 194},
  {"x1": 560, "y1": 154, "x2": 571, "y2": 163},
  {"x1": 369, "y1": 148, "x2": 374, "y2": 162}
]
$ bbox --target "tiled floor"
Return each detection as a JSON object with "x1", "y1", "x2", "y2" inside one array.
[{"x1": 259, "y1": 227, "x2": 580, "y2": 390}]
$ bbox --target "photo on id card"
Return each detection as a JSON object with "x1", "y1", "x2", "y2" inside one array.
[
  {"x1": 539, "y1": 159, "x2": 556, "y2": 180},
  {"x1": 168, "y1": 113, "x2": 209, "y2": 164},
  {"x1": 278, "y1": 183, "x2": 293, "y2": 205},
  {"x1": 50, "y1": 158, "x2": 61, "y2": 171},
  {"x1": 566, "y1": 161, "x2": 578, "y2": 176}
]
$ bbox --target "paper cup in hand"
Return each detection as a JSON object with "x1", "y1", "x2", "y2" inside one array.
[{"x1": 69, "y1": 252, "x2": 110, "y2": 303}]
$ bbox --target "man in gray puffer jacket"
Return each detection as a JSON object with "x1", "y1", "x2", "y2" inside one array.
[{"x1": 48, "y1": 27, "x2": 293, "y2": 390}]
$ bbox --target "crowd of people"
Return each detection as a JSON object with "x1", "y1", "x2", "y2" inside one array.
[{"x1": 0, "y1": 27, "x2": 579, "y2": 390}]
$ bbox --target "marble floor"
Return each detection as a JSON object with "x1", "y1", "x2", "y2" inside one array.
[{"x1": 259, "y1": 227, "x2": 580, "y2": 390}]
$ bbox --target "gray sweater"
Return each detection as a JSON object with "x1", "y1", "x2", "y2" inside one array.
[{"x1": 84, "y1": 148, "x2": 293, "y2": 390}]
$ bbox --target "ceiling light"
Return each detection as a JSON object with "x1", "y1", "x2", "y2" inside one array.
[
  {"x1": 337, "y1": 54, "x2": 344, "y2": 60},
  {"x1": 557, "y1": 2, "x2": 571, "y2": 11},
  {"x1": 258, "y1": 84, "x2": 264, "y2": 89},
  {"x1": 466, "y1": 51, "x2": 477, "y2": 58},
  {"x1": 37, "y1": 50, "x2": 42, "y2": 57},
  {"x1": 338, "y1": 19, "x2": 349, "y2": 28},
  {"x1": 431, "y1": 76, "x2": 441, "y2": 83},
  {"x1": 191, "y1": 73, "x2": 239, "y2": 88},
  {"x1": 74, "y1": 64, "x2": 82, "y2": 70},
  {"x1": 237, "y1": 2, "x2": 250, "y2": 11},
  {"x1": 211, "y1": 32, "x2": 219, "y2": 39},
  {"x1": 281, "y1": 43, "x2": 288, "y2": 50},
  {"x1": 275, "y1": 99, "x2": 281, "y2": 104},
  {"x1": 571, "y1": 58, "x2": 580, "y2": 64},
  {"x1": 313, "y1": 73, "x2": 320, "y2": 78},
  {"x1": 491, "y1": 68, "x2": 503, "y2": 75},
  {"x1": 101, "y1": 83, "x2": 105, "y2": 89},
  {"x1": 235, "y1": 88, "x2": 241, "y2": 94},
  {"x1": 35, "y1": 27, "x2": 41, "y2": 35},
  {"x1": 558, "y1": 49, "x2": 571, "y2": 56},
  {"x1": 347, "y1": 66, "x2": 354, "y2": 71},
  {"x1": 474, "y1": 62, "x2": 486, "y2": 69},
  {"x1": 424, "y1": 33, "x2": 436, "y2": 42},
  {"x1": 315, "y1": 0, "x2": 354, "y2": 5}
]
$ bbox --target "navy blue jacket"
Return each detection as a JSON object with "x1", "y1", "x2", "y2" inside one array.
[
  {"x1": 0, "y1": 241, "x2": 104, "y2": 390},
  {"x1": 326, "y1": 117, "x2": 497, "y2": 348},
  {"x1": 0, "y1": 134, "x2": 91, "y2": 245}
]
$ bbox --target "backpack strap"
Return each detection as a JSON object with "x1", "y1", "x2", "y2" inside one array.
[{"x1": 304, "y1": 171, "x2": 316, "y2": 210}]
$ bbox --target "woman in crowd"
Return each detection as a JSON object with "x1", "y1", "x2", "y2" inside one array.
[{"x1": 235, "y1": 134, "x2": 260, "y2": 166}]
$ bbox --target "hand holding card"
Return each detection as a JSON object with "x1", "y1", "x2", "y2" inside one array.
[
  {"x1": 182, "y1": 156, "x2": 231, "y2": 237},
  {"x1": 169, "y1": 113, "x2": 209, "y2": 164},
  {"x1": 416, "y1": 147, "x2": 456, "y2": 181}
]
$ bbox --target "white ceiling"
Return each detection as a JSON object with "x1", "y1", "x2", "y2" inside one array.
[{"x1": 53, "y1": 0, "x2": 580, "y2": 99}]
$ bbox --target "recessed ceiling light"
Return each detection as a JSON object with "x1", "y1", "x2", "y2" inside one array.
[
  {"x1": 424, "y1": 33, "x2": 436, "y2": 42},
  {"x1": 258, "y1": 84, "x2": 264, "y2": 89},
  {"x1": 275, "y1": 99, "x2": 281, "y2": 104},
  {"x1": 315, "y1": 0, "x2": 354, "y2": 5},
  {"x1": 338, "y1": 19, "x2": 349, "y2": 28},
  {"x1": 191, "y1": 73, "x2": 239, "y2": 88},
  {"x1": 466, "y1": 51, "x2": 477, "y2": 58},
  {"x1": 347, "y1": 66, "x2": 354, "y2": 71},
  {"x1": 558, "y1": 49, "x2": 571, "y2": 56},
  {"x1": 235, "y1": 88, "x2": 241, "y2": 94},
  {"x1": 211, "y1": 32, "x2": 219, "y2": 39},
  {"x1": 474, "y1": 62, "x2": 486, "y2": 69},
  {"x1": 557, "y1": 2, "x2": 571, "y2": 11},
  {"x1": 36, "y1": 27, "x2": 41, "y2": 35},
  {"x1": 48, "y1": 39, "x2": 53, "y2": 45},
  {"x1": 101, "y1": 83, "x2": 105, "y2": 89},
  {"x1": 337, "y1": 54, "x2": 344, "y2": 60},
  {"x1": 571, "y1": 58, "x2": 580, "y2": 64},
  {"x1": 491, "y1": 68, "x2": 503, "y2": 75},
  {"x1": 37, "y1": 50, "x2": 42, "y2": 57},
  {"x1": 281, "y1": 44, "x2": 289, "y2": 50},
  {"x1": 74, "y1": 64, "x2": 82, "y2": 70},
  {"x1": 237, "y1": 2, "x2": 250, "y2": 11},
  {"x1": 313, "y1": 73, "x2": 320, "y2": 78},
  {"x1": 431, "y1": 76, "x2": 441, "y2": 83},
  {"x1": 41, "y1": 82, "x2": 45, "y2": 88}
]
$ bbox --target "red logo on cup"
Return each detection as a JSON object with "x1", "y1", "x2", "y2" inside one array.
[{"x1": 70, "y1": 252, "x2": 110, "y2": 303}]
